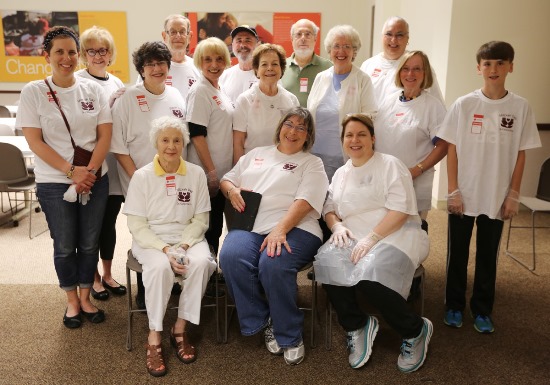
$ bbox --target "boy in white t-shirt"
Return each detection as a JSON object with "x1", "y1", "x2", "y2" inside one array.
[{"x1": 438, "y1": 41, "x2": 541, "y2": 334}]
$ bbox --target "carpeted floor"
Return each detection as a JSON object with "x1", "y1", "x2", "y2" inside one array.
[{"x1": 0, "y1": 203, "x2": 549, "y2": 384}]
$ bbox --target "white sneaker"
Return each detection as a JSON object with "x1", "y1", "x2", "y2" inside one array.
[
  {"x1": 347, "y1": 316, "x2": 379, "y2": 369},
  {"x1": 283, "y1": 340, "x2": 305, "y2": 365},
  {"x1": 397, "y1": 317, "x2": 433, "y2": 373},
  {"x1": 264, "y1": 319, "x2": 282, "y2": 355}
]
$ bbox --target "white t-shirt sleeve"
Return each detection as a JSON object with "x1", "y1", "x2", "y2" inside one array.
[
  {"x1": 437, "y1": 100, "x2": 460, "y2": 145},
  {"x1": 384, "y1": 157, "x2": 419, "y2": 215},
  {"x1": 110, "y1": 93, "x2": 131, "y2": 155},
  {"x1": 295, "y1": 155, "x2": 329, "y2": 216},
  {"x1": 232, "y1": 93, "x2": 249, "y2": 133},
  {"x1": 16, "y1": 82, "x2": 42, "y2": 129},
  {"x1": 186, "y1": 88, "x2": 211, "y2": 127},
  {"x1": 123, "y1": 169, "x2": 147, "y2": 217}
]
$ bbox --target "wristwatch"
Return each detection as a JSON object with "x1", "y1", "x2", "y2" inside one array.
[{"x1": 66, "y1": 165, "x2": 75, "y2": 179}]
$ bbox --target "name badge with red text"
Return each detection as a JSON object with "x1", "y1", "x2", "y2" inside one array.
[
  {"x1": 165, "y1": 175, "x2": 176, "y2": 196},
  {"x1": 300, "y1": 78, "x2": 308, "y2": 93}
]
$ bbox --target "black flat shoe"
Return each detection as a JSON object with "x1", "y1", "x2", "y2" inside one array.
[
  {"x1": 80, "y1": 308, "x2": 106, "y2": 324},
  {"x1": 102, "y1": 279, "x2": 127, "y2": 296},
  {"x1": 91, "y1": 287, "x2": 109, "y2": 301},
  {"x1": 63, "y1": 309, "x2": 82, "y2": 329}
]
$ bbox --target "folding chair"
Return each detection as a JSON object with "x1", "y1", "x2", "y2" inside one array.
[{"x1": 125, "y1": 249, "x2": 221, "y2": 351}]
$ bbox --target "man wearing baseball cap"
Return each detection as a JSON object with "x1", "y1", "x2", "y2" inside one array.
[{"x1": 219, "y1": 25, "x2": 260, "y2": 102}]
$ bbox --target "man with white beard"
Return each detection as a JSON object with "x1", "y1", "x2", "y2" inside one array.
[
  {"x1": 219, "y1": 25, "x2": 260, "y2": 103},
  {"x1": 281, "y1": 19, "x2": 332, "y2": 107}
]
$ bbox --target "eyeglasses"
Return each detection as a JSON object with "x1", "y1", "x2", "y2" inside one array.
[
  {"x1": 331, "y1": 44, "x2": 353, "y2": 51},
  {"x1": 400, "y1": 66, "x2": 423, "y2": 74},
  {"x1": 292, "y1": 31, "x2": 314, "y2": 40},
  {"x1": 166, "y1": 29, "x2": 188, "y2": 37},
  {"x1": 86, "y1": 48, "x2": 108, "y2": 57},
  {"x1": 282, "y1": 120, "x2": 307, "y2": 133},
  {"x1": 384, "y1": 32, "x2": 408, "y2": 40},
  {"x1": 143, "y1": 61, "x2": 169, "y2": 69}
]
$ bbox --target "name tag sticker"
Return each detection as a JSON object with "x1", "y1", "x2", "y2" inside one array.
[
  {"x1": 300, "y1": 78, "x2": 308, "y2": 93},
  {"x1": 166, "y1": 175, "x2": 176, "y2": 196}
]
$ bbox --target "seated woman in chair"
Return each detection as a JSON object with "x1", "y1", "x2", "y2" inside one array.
[
  {"x1": 123, "y1": 116, "x2": 216, "y2": 377},
  {"x1": 314, "y1": 113, "x2": 431, "y2": 373},
  {"x1": 219, "y1": 107, "x2": 329, "y2": 365}
]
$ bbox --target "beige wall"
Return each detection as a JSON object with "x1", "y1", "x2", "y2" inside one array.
[
  {"x1": 374, "y1": 0, "x2": 549, "y2": 204},
  {"x1": 3, "y1": 0, "x2": 548, "y2": 198}
]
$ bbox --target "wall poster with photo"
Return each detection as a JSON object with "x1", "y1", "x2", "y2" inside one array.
[
  {"x1": 0, "y1": 9, "x2": 129, "y2": 82},
  {"x1": 185, "y1": 12, "x2": 322, "y2": 64}
]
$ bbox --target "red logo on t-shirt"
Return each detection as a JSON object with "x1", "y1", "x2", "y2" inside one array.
[
  {"x1": 212, "y1": 95, "x2": 222, "y2": 106},
  {"x1": 81, "y1": 101, "x2": 94, "y2": 111},
  {"x1": 171, "y1": 108, "x2": 184, "y2": 119},
  {"x1": 371, "y1": 68, "x2": 382, "y2": 78},
  {"x1": 165, "y1": 76, "x2": 173, "y2": 87},
  {"x1": 283, "y1": 162, "x2": 298, "y2": 171},
  {"x1": 177, "y1": 188, "x2": 192, "y2": 204},
  {"x1": 188, "y1": 78, "x2": 196, "y2": 88}
]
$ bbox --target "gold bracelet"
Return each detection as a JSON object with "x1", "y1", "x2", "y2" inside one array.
[{"x1": 416, "y1": 163, "x2": 424, "y2": 173}]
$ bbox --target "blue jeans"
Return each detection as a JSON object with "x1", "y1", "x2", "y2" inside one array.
[
  {"x1": 37, "y1": 176, "x2": 109, "y2": 291},
  {"x1": 220, "y1": 228, "x2": 321, "y2": 348}
]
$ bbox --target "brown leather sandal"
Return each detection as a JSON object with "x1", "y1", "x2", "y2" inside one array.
[
  {"x1": 145, "y1": 343, "x2": 167, "y2": 377},
  {"x1": 170, "y1": 328, "x2": 197, "y2": 364}
]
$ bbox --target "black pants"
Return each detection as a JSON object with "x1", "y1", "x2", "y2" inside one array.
[
  {"x1": 98, "y1": 194, "x2": 124, "y2": 260},
  {"x1": 445, "y1": 214, "x2": 503, "y2": 316},
  {"x1": 324, "y1": 280, "x2": 423, "y2": 339},
  {"x1": 206, "y1": 190, "x2": 226, "y2": 255}
]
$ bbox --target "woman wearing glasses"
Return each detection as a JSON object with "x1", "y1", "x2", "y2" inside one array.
[
  {"x1": 76, "y1": 26, "x2": 126, "y2": 302},
  {"x1": 219, "y1": 107, "x2": 328, "y2": 365},
  {"x1": 374, "y1": 51, "x2": 447, "y2": 233},
  {"x1": 307, "y1": 24, "x2": 377, "y2": 183},
  {"x1": 360, "y1": 16, "x2": 443, "y2": 107},
  {"x1": 17, "y1": 26, "x2": 111, "y2": 328},
  {"x1": 111, "y1": 41, "x2": 187, "y2": 308}
]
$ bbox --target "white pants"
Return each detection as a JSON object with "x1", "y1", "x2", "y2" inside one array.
[{"x1": 131, "y1": 240, "x2": 216, "y2": 331}]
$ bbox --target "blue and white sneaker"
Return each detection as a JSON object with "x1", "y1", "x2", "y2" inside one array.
[
  {"x1": 473, "y1": 315, "x2": 495, "y2": 334},
  {"x1": 398, "y1": 317, "x2": 433, "y2": 373},
  {"x1": 347, "y1": 315, "x2": 379, "y2": 369},
  {"x1": 444, "y1": 309, "x2": 463, "y2": 328}
]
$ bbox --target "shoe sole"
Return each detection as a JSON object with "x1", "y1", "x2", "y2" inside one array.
[
  {"x1": 350, "y1": 316, "x2": 379, "y2": 369},
  {"x1": 398, "y1": 318, "x2": 433, "y2": 373}
]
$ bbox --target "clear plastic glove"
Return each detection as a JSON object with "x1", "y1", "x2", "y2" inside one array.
[
  {"x1": 501, "y1": 189, "x2": 520, "y2": 220},
  {"x1": 206, "y1": 169, "x2": 220, "y2": 197},
  {"x1": 167, "y1": 246, "x2": 188, "y2": 278},
  {"x1": 109, "y1": 87, "x2": 126, "y2": 108},
  {"x1": 329, "y1": 222, "x2": 355, "y2": 248},
  {"x1": 350, "y1": 231, "x2": 382, "y2": 264},
  {"x1": 447, "y1": 189, "x2": 464, "y2": 216},
  {"x1": 63, "y1": 185, "x2": 78, "y2": 202},
  {"x1": 79, "y1": 191, "x2": 91, "y2": 205}
]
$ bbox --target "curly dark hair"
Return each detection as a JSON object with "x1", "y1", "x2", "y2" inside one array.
[{"x1": 133, "y1": 41, "x2": 172, "y2": 80}]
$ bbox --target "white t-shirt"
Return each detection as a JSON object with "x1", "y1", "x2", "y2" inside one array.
[
  {"x1": 222, "y1": 145, "x2": 329, "y2": 239},
  {"x1": 135, "y1": 57, "x2": 200, "y2": 101},
  {"x1": 438, "y1": 89, "x2": 541, "y2": 219},
  {"x1": 185, "y1": 77, "x2": 234, "y2": 178},
  {"x1": 233, "y1": 83, "x2": 299, "y2": 154},
  {"x1": 110, "y1": 84, "x2": 187, "y2": 195},
  {"x1": 375, "y1": 91, "x2": 447, "y2": 211},
  {"x1": 123, "y1": 160, "x2": 211, "y2": 245},
  {"x1": 76, "y1": 69, "x2": 125, "y2": 195},
  {"x1": 324, "y1": 153, "x2": 428, "y2": 266},
  {"x1": 219, "y1": 66, "x2": 258, "y2": 103},
  {"x1": 16, "y1": 76, "x2": 112, "y2": 184},
  {"x1": 360, "y1": 52, "x2": 444, "y2": 107}
]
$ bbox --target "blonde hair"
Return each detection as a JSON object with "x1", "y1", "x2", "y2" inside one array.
[
  {"x1": 79, "y1": 26, "x2": 116, "y2": 66},
  {"x1": 193, "y1": 37, "x2": 231, "y2": 68}
]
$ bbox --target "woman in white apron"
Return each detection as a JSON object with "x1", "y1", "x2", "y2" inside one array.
[{"x1": 314, "y1": 113, "x2": 431, "y2": 373}]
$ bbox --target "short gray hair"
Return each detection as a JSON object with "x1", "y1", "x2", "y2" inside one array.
[
  {"x1": 149, "y1": 116, "x2": 190, "y2": 148},
  {"x1": 324, "y1": 25, "x2": 362, "y2": 60}
]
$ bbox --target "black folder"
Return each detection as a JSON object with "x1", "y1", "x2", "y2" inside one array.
[{"x1": 232, "y1": 190, "x2": 262, "y2": 231}]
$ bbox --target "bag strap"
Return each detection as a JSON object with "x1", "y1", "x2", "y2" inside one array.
[{"x1": 44, "y1": 78, "x2": 77, "y2": 149}]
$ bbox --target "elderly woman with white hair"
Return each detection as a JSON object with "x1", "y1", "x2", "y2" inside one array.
[
  {"x1": 123, "y1": 116, "x2": 216, "y2": 377},
  {"x1": 307, "y1": 24, "x2": 377, "y2": 183}
]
